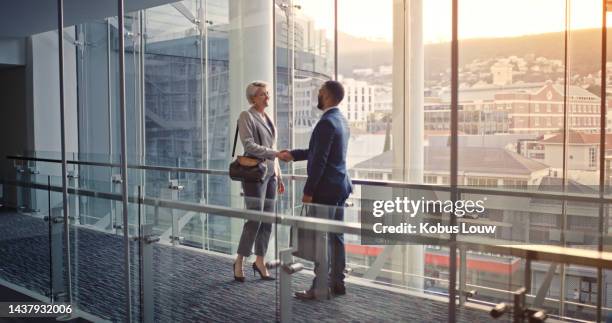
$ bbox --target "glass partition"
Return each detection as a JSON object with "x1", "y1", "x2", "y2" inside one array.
[
  {"x1": 0, "y1": 176, "x2": 53, "y2": 299},
  {"x1": 66, "y1": 181, "x2": 142, "y2": 321},
  {"x1": 140, "y1": 194, "x2": 280, "y2": 321}
]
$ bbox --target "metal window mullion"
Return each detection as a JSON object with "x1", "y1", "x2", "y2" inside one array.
[
  {"x1": 271, "y1": 3, "x2": 281, "y2": 320},
  {"x1": 198, "y1": 0, "x2": 209, "y2": 206},
  {"x1": 56, "y1": 0, "x2": 73, "y2": 304},
  {"x1": 107, "y1": 19, "x2": 113, "y2": 159},
  {"x1": 334, "y1": 0, "x2": 338, "y2": 80},
  {"x1": 448, "y1": 0, "x2": 459, "y2": 321},
  {"x1": 117, "y1": 0, "x2": 133, "y2": 322},
  {"x1": 559, "y1": 0, "x2": 571, "y2": 317},
  {"x1": 288, "y1": 0, "x2": 296, "y2": 218},
  {"x1": 597, "y1": 1, "x2": 607, "y2": 321},
  {"x1": 139, "y1": 10, "x2": 146, "y2": 175},
  {"x1": 202, "y1": 0, "x2": 210, "y2": 250}
]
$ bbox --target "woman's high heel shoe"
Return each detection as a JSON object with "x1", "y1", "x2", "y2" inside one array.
[
  {"x1": 233, "y1": 262, "x2": 245, "y2": 282},
  {"x1": 252, "y1": 262, "x2": 275, "y2": 281}
]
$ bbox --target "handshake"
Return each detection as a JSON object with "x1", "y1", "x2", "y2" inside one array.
[{"x1": 276, "y1": 150, "x2": 294, "y2": 162}]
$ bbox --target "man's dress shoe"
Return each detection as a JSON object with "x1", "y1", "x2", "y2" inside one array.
[
  {"x1": 331, "y1": 284, "x2": 346, "y2": 296},
  {"x1": 294, "y1": 289, "x2": 317, "y2": 300}
]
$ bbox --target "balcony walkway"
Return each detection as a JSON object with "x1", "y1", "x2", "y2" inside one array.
[{"x1": 0, "y1": 210, "x2": 497, "y2": 322}]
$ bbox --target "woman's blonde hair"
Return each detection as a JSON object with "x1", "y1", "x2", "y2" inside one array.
[{"x1": 245, "y1": 81, "x2": 269, "y2": 104}]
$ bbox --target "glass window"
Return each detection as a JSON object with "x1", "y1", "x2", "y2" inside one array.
[
  {"x1": 589, "y1": 147, "x2": 597, "y2": 168},
  {"x1": 424, "y1": 175, "x2": 438, "y2": 184}
]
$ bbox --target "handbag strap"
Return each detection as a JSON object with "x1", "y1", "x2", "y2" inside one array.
[
  {"x1": 232, "y1": 122, "x2": 239, "y2": 158},
  {"x1": 232, "y1": 119, "x2": 264, "y2": 158}
]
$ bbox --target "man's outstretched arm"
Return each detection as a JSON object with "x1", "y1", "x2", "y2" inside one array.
[
  {"x1": 289, "y1": 148, "x2": 309, "y2": 161},
  {"x1": 302, "y1": 120, "x2": 334, "y2": 197}
]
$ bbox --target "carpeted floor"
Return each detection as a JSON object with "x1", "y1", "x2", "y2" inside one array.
[{"x1": 0, "y1": 211, "x2": 503, "y2": 322}]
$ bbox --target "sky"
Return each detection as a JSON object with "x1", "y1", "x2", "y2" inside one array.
[{"x1": 295, "y1": 0, "x2": 604, "y2": 44}]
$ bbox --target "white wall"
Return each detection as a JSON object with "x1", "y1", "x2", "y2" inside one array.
[
  {"x1": 27, "y1": 29, "x2": 79, "y2": 168},
  {"x1": 0, "y1": 38, "x2": 26, "y2": 65}
]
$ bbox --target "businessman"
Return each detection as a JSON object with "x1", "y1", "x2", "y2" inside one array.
[{"x1": 278, "y1": 80, "x2": 352, "y2": 300}]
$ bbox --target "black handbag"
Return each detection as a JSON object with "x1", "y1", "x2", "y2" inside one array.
[{"x1": 229, "y1": 122, "x2": 267, "y2": 183}]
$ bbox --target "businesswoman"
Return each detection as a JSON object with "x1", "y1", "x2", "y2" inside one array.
[{"x1": 233, "y1": 81, "x2": 285, "y2": 282}]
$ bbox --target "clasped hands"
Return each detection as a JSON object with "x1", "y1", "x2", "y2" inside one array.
[{"x1": 276, "y1": 150, "x2": 293, "y2": 162}]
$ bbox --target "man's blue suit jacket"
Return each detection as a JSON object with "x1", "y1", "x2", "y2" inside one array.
[{"x1": 291, "y1": 107, "x2": 352, "y2": 202}]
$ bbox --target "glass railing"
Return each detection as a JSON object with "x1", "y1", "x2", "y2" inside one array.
[
  {"x1": 3, "y1": 152, "x2": 612, "y2": 322},
  {"x1": 0, "y1": 174, "x2": 120, "y2": 322}
]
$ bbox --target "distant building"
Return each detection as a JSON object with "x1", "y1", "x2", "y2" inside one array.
[
  {"x1": 293, "y1": 77, "x2": 321, "y2": 148},
  {"x1": 538, "y1": 131, "x2": 612, "y2": 170},
  {"x1": 491, "y1": 61, "x2": 513, "y2": 85},
  {"x1": 378, "y1": 65, "x2": 392, "y2": 76},
  {"x1": 339, "y1": 78, "x2": 377, "y2": 130},
  {"x1": 367, "y1": 85, "x2": 392, "y2": 132},
  {"x1": 517, "y1": 130, "x2": 612, "y2": 185},
  {"x1": 426, "y1": 82, "x2": 606, "y2": 135},
  {"x1": 276, "y1": 9, "x2": 330, "y2": 58},
  {"x1": 353, "y1": 68, "x2": 374, "y2": 77}
]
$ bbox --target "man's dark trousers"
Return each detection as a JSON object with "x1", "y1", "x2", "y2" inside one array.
[{"x1": 310, "y1": 195, "x2": 347, "y2": 291}]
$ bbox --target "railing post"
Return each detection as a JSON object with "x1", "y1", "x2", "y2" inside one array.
[
  {"x1": 140, "y1": 224, "x2": 158, "y2": 323},
  {"x1": 313, "y1": 231, "x2": 329, "y2": 299},
  {"x1": 166, "y1": 179, "x2": 183, "y2": 245},
  {"x1": 47, "y1": 206, "x2": 66, "y2": 301},
  {"x1": 154, "y1": 201, "x2": 159, "y2": 227},
  {"x1": 279, "y1": 248, "x2": 293, "y2": 323},
  {"x1": 513, "y1": 287, "x2": 526, "y2": 323},
  {"x1": 458, "y1": 246, "x2": 467, "y2": 306},
  {"x1": 45, "y1": 175, "x2": 66, "y2": 301},
  {"x1": 112, "y1": 174, "x2": 123, "y2": 233},
  {"x1": 42, "y1": 174, "x2": 64, "y2": 302},
  {"x1": 67, "y1": 169, "x2": 79, "y2": 225},
  {"x1": 171, "y1": 210, "x2": 179, "y2": 245},
  {"x1": 271, "y1": 234, "x2": 304, "y2": 323},
  {"x1": 524, "y1": 257, "x2": 531, "y2": 294}
]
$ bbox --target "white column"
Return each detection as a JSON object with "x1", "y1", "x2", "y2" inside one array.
[
  {"x1": 229, "y1": 0, "x2": 274, "y2": 125},
  {"x1": 228, "y1": 0, "x2": 274, "y2": 254},
  {"x1": 392, "y1": 0, "x2": 424, "y2": 291}
]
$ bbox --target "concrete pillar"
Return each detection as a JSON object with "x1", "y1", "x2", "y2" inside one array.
[
  {"x1": 392, "y1": 0, "x2": 424, "y2": 291},
  {"x1": 228, "y1": 0, "x2": 274, "y2": 254}
]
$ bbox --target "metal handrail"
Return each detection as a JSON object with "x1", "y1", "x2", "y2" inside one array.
[
  {"x1": 8, "y1": 154, "x2": 612, "y2": 204},
  {"x1": 4, "y1": 177, "x2": 612, "y2": 270},
  {"x1": 364, "y1": 269, "x2": 612, "y2": 313}
]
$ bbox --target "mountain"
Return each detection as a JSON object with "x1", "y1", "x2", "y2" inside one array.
[
  {"x1": 338, "y1": 32, "x2": 392, "y2": 76},
  {"x1": 338, "y1": 28, "x2": 611, "y2": 78}
]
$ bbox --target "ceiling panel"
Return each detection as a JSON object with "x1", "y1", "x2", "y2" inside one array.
[{"x1": 0, "y1": 0, "x2": 179, "y2": 37}]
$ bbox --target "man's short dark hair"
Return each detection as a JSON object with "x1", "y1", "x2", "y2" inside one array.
[{"x1": 323, "y1": 80, "x2": 344, "y2": 104}]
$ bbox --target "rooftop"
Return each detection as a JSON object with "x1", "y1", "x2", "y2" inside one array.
[
  {"x1": 353, "y1": 147, "x2": 549, "y2": 175},
  {"x1": 539, "y1": 130, "x2": 612, "y2": 149},
  {"x1": 438, "y1": 82, "x2": 599, "y2": 102},
  {"x1": 440, "y1": 82, "x2": 543, "y2": 102}
]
